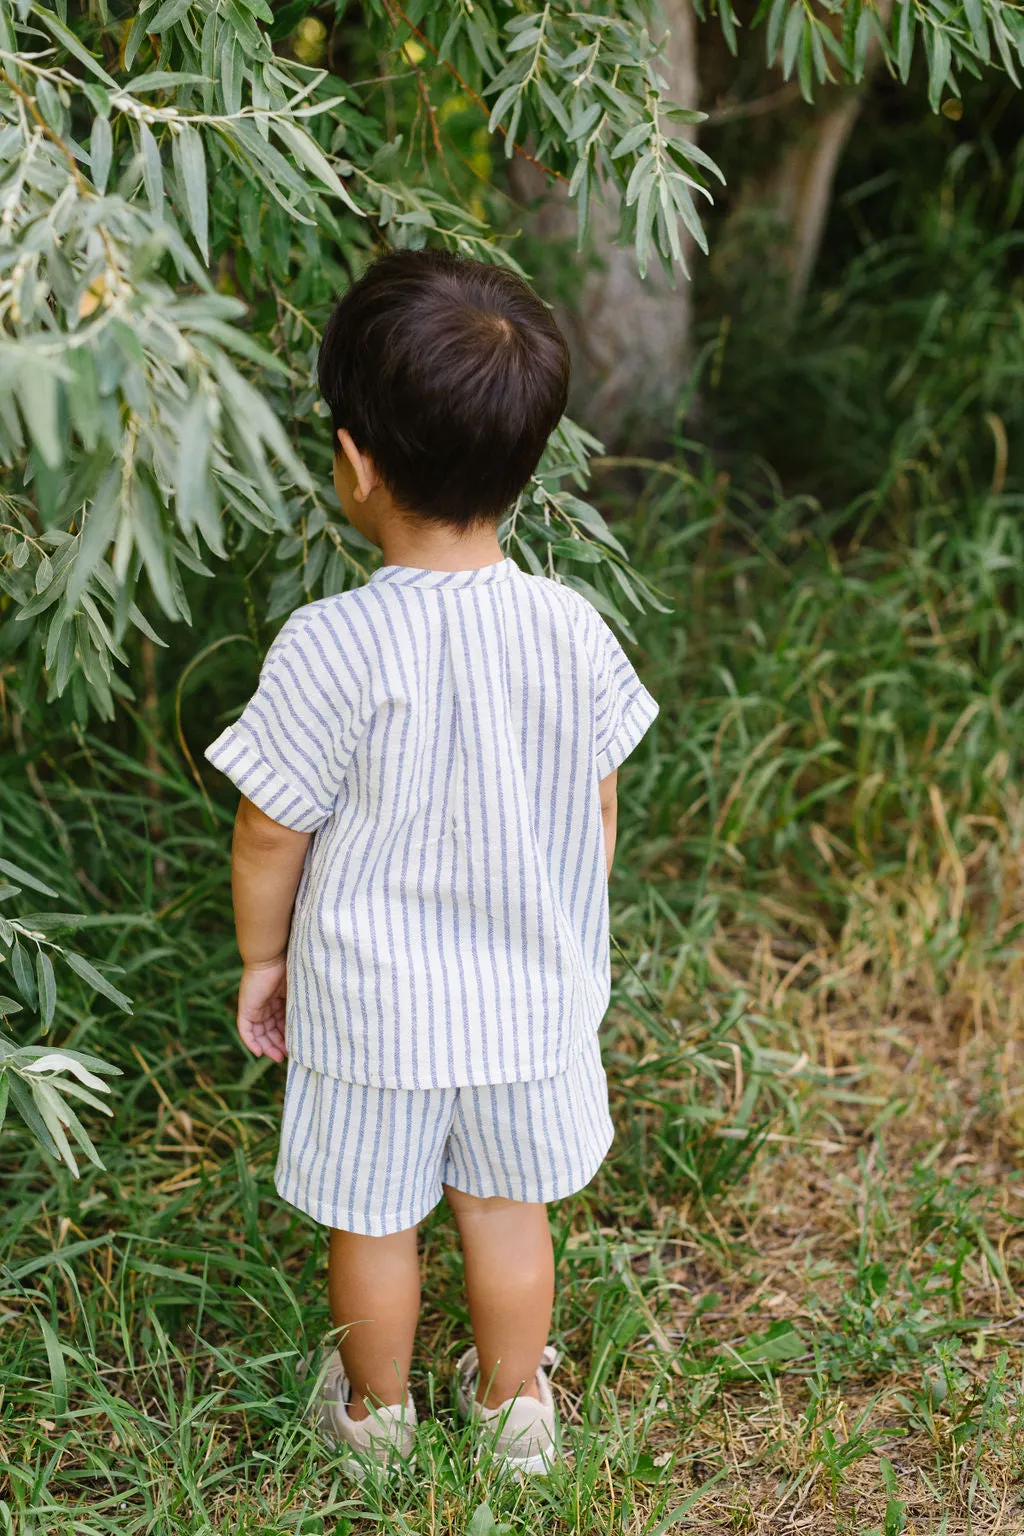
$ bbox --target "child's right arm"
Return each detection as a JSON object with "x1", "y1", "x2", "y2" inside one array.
[
  {"x1": 231, "y1": 796, "x2": 311, "y2": 1061},
  {"x1": 204, "y1": 611, "x2": 366, "y2": 1059}
]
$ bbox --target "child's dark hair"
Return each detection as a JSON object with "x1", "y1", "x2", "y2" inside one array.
[{"x1": 317, "y1": 249, "x2": 570, "y2": 528}]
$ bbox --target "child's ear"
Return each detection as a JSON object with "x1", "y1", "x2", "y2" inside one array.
[{"x1": 337, "y1": 429, "x2": 380, "y2": 503}]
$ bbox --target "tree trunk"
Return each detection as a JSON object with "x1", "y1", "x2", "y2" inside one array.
[
  {"x1": 513, "y1": 0, "x2": 700, "y2": 444},
  {"x1": 729, "y1": 0, "x2": 892, "y2": 306},
  {"x1": 761, "y1": 95, "x2": 864, "y2": 304},
  {"x1": 515, "y1": 1, "x2": 889, "y2": 441}
]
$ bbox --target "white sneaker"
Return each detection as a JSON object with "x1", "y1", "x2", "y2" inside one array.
[
  {"x1": 456, "y1": 1344, "x2": 560, "y2": 1475},
  {"x1": 311, "y1": 1348, "x2": 416, "y2": 1477}
]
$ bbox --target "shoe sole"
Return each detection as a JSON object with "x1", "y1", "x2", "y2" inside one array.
[
  {"x1": 501, "y1": 1449, "x2": 557, "y2": 1478},
  {"x1": 323, "y1": 1431, "x2": 417, "y2": 1480},
  {"x1": 470, "y1": 1438, "x2": 558, "y2": 1478}
]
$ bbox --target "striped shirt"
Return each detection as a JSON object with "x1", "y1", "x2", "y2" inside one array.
[{"x1": 205, "y1": 557, "x2": 658, "y2": 1089}]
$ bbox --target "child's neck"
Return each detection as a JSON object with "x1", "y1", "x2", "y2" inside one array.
[{"x1": 378, "y1": 515, "x2": 504, "y2": 574}]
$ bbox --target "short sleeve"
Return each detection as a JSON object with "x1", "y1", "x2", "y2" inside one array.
[
  {"x1": 204, "y1": 609, "x2": 363, "y2": 832},
  {"x1": 591, "y1": 614, "x2": 659, "y2": 779}
]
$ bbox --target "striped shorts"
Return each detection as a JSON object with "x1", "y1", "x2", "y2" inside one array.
[{"x1": 274, "y1": 1028, "x2": 613, "y2": 1236}]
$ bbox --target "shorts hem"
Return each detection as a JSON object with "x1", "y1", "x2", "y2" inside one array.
[
  {"x1": 441, "y1": 1120, "x2": 614, "y2": 1208},
  {"x1": 273, "y1": 1170, "x2": 443, "y2": 1236}
]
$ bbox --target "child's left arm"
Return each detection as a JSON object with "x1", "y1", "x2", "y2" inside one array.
[
  {"x1": 231, "y1": 796, "x2": 311, "y2": 1062},
  {"x1": 599, "y1": 769, "x2": 618, "y2": 876}
]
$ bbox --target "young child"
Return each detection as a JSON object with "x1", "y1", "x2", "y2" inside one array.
[{"x1": 205, "y1": 249, "x2": 658, "y2": 1476}]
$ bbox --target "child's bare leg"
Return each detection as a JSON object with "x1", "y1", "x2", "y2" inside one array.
[
  {"x1": 443, "y1": 1187, "x2": 554, "y2": 1407},
  {"x1": 328, "y1": 1226, "x2": 421, "y2": 1421}
]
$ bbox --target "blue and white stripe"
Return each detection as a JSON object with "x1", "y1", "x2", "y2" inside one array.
[
  {"x1": 274, "y1": 1024, "x2": 614, "y2": 1234},
  {"x1": 205, "y1": 557, "x2": 658, "y2": 1091}
]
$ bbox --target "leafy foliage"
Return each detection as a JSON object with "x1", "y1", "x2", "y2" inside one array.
[
  {"x1": 697, "y1": 0, "x2": 1024, "y2": 109},
  {"x1": 3, "y1": 0, "x2": 1020, "y2": 727},
  {"x1": 0, "y1": 0, "x2": 702, "y2": 737},
  {"x1": 0, "y1": 852, "x2": 126, "y2": 1176}
]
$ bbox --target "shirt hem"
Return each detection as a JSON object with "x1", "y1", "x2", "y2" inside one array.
[{"x1": 284, "y1": 1013, "x2": 604, "y2": 1091}]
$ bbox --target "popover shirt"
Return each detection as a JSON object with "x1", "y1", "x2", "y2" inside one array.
[{"x1": 205, "y1": 557, "x2": 658, "y2": 1089}]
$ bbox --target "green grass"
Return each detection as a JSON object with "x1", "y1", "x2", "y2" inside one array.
[{"x1": 4, "y1": 443, "x2": 1024, "y2": 1532}]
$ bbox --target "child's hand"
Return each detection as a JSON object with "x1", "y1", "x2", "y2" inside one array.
[{"x1": 237, "y1": 958, "x2": 288, "y2": 1062}]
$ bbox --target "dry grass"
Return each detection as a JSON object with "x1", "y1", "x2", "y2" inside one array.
[{"x1": 557, "y1": 796, "x2": 1024, "y2": 1533}]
